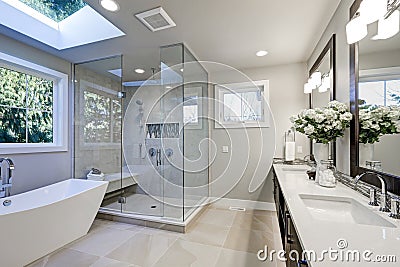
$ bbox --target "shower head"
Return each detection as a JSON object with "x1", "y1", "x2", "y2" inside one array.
[{"x1": 136, "y1": 99, "x2": 143, "y2": 105}]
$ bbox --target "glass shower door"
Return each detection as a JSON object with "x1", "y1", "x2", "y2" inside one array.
[
  {"x1": 159, "y1": 44, "x2": 184, "y2": 220},
  {"x1": 182, "y1": 46, "x2": 209, "y2": 220},
  {"x1": 121, "y1": 67, "x2": 165, "y2": 217},
  {"x1": 73, "y1": 56, "x2": 124, "y2": 213},
  {"x1": 121, "y1": 44, "x2": 185, "y2": 219}
]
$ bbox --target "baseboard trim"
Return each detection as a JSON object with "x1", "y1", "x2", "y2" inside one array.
[{"x1": 207, "y1": 197, "x2": 276, "y2": 211}]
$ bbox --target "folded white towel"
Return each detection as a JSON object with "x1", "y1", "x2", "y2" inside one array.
[{"x1": 87, "y1": 170, "x2": 105, "y2": 181}]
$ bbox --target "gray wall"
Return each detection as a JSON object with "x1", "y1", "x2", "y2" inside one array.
[
  {"x1": 209, "y1": 63, "x2": 308, "y2": 202},
  {"x1": 307, "y1": 0, "x2": 354, "y2": 174},
  {"x1": 359, "y1": 49, "x2": 400, "y2": 70},
  {"x1": 0, "y1": 33, "x2": 72, "y2": 194}
]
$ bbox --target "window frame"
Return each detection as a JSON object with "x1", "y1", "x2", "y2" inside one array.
[
  {"x1": 79, "y1": 80, "x2": 121, "y2": 150},
  {"x1": 0, "y1": 52, "x2": 68, "y2": 154},
  {"x1": 214, "y1": 80, "x2": 270, "y2": 128},
  {"x1": 359, "y1": 67, "x2": 400, "y2": 107}
]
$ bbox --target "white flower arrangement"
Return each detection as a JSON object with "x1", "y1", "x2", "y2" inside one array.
[
  {"x1": 359, "y1": 105, "x2": 400, "y2": 144},
  {"x1": 290, "y1": 101, "x2": 353, "y2": 144}
]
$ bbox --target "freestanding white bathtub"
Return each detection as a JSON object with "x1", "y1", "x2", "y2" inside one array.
[{"x1": 0, "y1": 179, "x2": 108, "y2": 267}]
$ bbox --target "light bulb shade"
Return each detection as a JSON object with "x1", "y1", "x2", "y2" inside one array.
[
  {"x1": 308, "y1": 77, "x2": 316, "y2": 89},
  {"x1": 359, "y1": 0, "x2": 388, "y2": 25},
  {"x1": 346, "y1": 16, "x2": 368, "y2": 44},
  {"x1": 304, "y1": 82, "x2": 312, "y2": 94},
  {"x1": 372, "y1": 10, "x2": 400, "y2": 40},
  {"x1": 310, "y1": 71, "x2": 322, "y2": 88},
  {"x1": 319, "y1": 76, "x2": 330, "y2": 93}
]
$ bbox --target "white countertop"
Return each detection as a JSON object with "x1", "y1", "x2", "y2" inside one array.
[{"x1": 273, "y1": 164, "x2": 400, "y2": 266}]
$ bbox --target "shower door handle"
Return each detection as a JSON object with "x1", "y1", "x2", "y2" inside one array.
[{"x1": 156, "y1": 149, "x2": 162, "y2": 166}]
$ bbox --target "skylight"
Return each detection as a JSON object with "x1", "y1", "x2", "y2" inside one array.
[
  {"x1": 18, "y1": 0, "x2": 86, "y2": 22},
  {"x1": 0, "y1": 0, "x2": 125, "y2": 50}
]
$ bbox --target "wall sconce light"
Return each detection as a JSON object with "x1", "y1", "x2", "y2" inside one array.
[
  {"x1": 310, "y1": 71, "x2": 322, "y2": 88},
  {"x1": 359, "y1": 0, "x2": 388, "y2": 24},
  {"x1": 346, "y1": 0, "x2": 400, "y2": 44},
  {"x1": 304, "y1": 71, "x2": 329, "y2": 94},
  {"x1": 304, "y1": 82, "x2": 313, "y2": 94},
  {"x1": 372, "y1": 10, "x2": 400, "y2": 40},
  {"x1": 346, "y1": 14, "x2": 368, "y2": 44},
  {"x1": 319, "y1": 74, "x2": 330, "y2": 93}
]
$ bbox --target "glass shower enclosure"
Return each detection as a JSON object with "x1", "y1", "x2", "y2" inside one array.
[{"x1": 73, "y1": 44, "x2": 209, "y2": 223}]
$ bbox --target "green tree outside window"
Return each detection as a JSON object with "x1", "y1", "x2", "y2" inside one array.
[
  {"x1": 0, "y1": 66, "x2": 54, "y2": 143},
  {"x1": 19, "y1": 0, "x2": 86, "y2": 22}
]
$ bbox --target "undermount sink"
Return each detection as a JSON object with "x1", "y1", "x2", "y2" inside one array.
[{"x1": 299, "y1": 194, "x2": 396, "y2": 228}]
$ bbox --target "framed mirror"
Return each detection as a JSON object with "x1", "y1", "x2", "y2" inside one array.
[
  {"x1": 309, "y1": 34, "x2": 337, "y2": 164},
  {"x1": 350, "y1": 0, "x2": 400, "y2": 194}
]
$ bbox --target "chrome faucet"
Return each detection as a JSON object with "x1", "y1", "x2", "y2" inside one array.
[
  {"x1": 354, "y1": 172, "x2": 390, "y2": 212},
  {"x1": 0, "y1": 158, "x2": 14, "y2": 198}
]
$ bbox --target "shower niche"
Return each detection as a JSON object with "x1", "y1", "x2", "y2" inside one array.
[{"x1": 146, "y1": 123, "x2": 180, "y2": 139}]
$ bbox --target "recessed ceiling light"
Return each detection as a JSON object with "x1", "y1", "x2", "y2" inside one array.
[
  {"x1": 135, "y1": 68, "x2": 145, "y2": 74},
  {"x1": 180, "y1": 68, "x2": 184, "y2": 72},
  {"x1": 256, "y1": 50, "x2": 268, "y2": 57},
  {"x1": 166, "y1": 86, "x2": 172, "y2": 89},
  {"x1": 100, "y1": 0, "x2": 120, "y2": 12}
]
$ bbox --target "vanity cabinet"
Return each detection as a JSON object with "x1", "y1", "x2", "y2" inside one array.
[{"x1": 273, "y1": 169, "x2": 308, "y2": 267}]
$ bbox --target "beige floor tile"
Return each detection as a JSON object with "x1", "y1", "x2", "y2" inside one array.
[
  {"x1": 27, "y1": 249, "x2": 99, "y2": 267},
  {"x1": 90, "y1": 257, "x2": 136, "y2": 267},
  {"x1": 153, "y1": 239, "x2": 221, "y2": 267},
  {"x1": 215, "y1": 248, "x2": 277, "y2": 267},
  {"x1": 197, "y1": 208, "x2": 236, "y2": 227},
  {"x1": 223, "y1": 227, "x2": 276, "y2": 254},
  {"x1": 92, "y1": 219, "x2": 141, "y2": 231},
  {"x1": 245, "y1": 209, "x2": 277, "y2": 217},
  {"x1": 89, "y1": 220, "x2": 109, "y2": 232},
  {"x1": 207, "y1": 203, "x2": 230, "y2": 210},
  {"x1": 105, "y1": 233, "x2": 177, "y2": 266},
  {"x1": 68, "y1": 227, "x2": 138, "y2": 257},
  {"x1": 139, "y1": 226, "x2": 183, "y2": 238},
  {"x1": 273, "y1": 233, "x2": 284, "y2": 251},
  {"x1": 125, "y1": 224, "x2": 146, "y2": 233},
  {"x1": 180, "y1": 222, "x2": 229, "y2": 247},
  {"x1": 232, "y1": 213, "x2": 275, "y2": 233},
  {"x1": 272, "y1": 215, "x2": 280, "y2": 230}
]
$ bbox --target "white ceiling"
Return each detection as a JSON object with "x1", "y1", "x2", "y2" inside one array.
[{"x1": 0, "y1": 0, "x2": 341, "y2": 81}]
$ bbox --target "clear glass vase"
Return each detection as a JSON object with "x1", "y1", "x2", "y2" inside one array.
[{"x1": 317, "y1": 160, "x2": 337, "y2": 188}]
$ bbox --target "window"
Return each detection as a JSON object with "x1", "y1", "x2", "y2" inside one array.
[
  {"x1": 80, "y1": 80, "x2": 122, "y2": 146},
  {"x1": 359, "y1": 79, "x2": 400, "y2": 107},
  {"x1": 183, "y1": 86, "x2": 203, "y2": 129},
  {"x1": 0, "y1": 52, "x2": 68, "y2": 154},
  {"x1": 215, "y1": 80, "x2": 269, "y2": 128},
  {"x1": 0, "y1": 0, "x2": 125, "y2": 50},
  {"x1": 183, "y1": 96, "x2": 199, "y2": 124}
]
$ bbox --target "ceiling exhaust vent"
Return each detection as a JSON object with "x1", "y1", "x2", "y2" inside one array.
[{"x1": 135, "y1": 7, "x2": 176, "y2": 32}]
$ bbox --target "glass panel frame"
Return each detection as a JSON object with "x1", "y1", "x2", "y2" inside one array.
[{"x1": 73, "y1": 55, "x2": 124, "y2": 213}]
